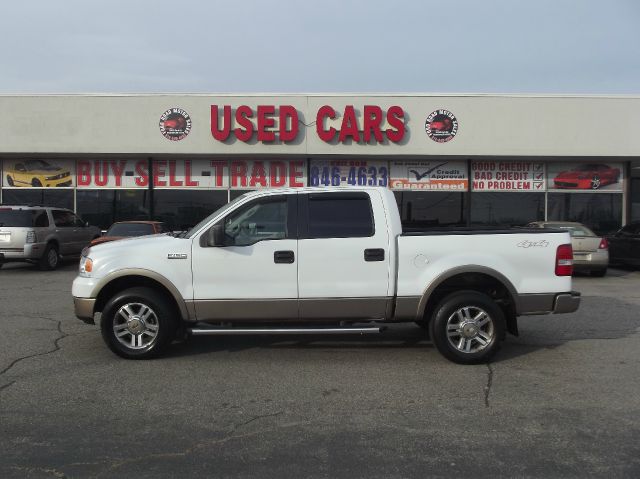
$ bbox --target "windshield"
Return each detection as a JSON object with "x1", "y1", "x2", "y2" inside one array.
[
  {"x1": 184, "y1": 193, "x2": 250, "y2": 239},
  {"x1": 106, "y1": 223, "x2": 155, "y2": 237},
  {"x1": 25, "y1": 159, "x2": 53, "y2": 170}
]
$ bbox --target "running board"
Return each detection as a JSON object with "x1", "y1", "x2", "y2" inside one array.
[{"x1": 188, "y1": 326, "x2": 383, "y2": 336}]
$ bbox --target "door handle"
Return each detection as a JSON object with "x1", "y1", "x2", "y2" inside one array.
[
  {"x1": 274, "y1": 250, "x2": 295, "y2": 264},
  {"x1": 364, "y1": 248, "x2": 385, "y2": 262}
]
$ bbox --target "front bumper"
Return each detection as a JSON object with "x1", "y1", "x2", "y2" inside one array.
[
  {"x1": 517, "y1": 291, "x2": 581, "y2": 315},
  {"x1": 73, "y1": 297, "x2": 96, "y2": 324}
]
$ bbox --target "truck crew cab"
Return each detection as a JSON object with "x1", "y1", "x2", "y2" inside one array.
[{"x1": 72, "y1": 187, "x2": 580, "y2": 364}]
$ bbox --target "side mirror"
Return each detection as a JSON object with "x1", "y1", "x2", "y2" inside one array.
[{"x1": 201, "y1": 224, "x2": 225, "y2": 247}]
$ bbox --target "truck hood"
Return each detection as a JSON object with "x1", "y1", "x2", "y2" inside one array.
[{"x1": 86, "y1": 233, "x2": 192, "y2": 277}]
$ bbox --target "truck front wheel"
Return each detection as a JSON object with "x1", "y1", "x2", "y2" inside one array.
[
  {"x1": 429, "y1": 290, "x2": 504, "y2": 364},
  {"x1": 101, "y1": 287, "x2": 177, "y2": 359}
]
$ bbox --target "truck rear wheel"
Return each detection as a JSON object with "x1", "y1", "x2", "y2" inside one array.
[
  {"x1": 429, "y1": 290, "x2": 504, "y2": 364},
  {"x1": 101, "y1": 287, "x2": 177, "y2": 359}
]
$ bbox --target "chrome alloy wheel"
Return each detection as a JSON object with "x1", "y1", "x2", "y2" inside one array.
[
  {"x1": 446, "y1": 306, "x2": 495, "y2": 354},
  {"x1": 113, "y1": 302, "x2": 160, "y2": 350}
]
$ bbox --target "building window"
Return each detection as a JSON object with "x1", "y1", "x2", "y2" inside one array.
[
  {"x1": 153, "y1": 190, "x2": 228, "y2": 231},
  {"x1": 471, "y1": 192, "x2": 544, "y2": 227},
  {"x1": 230, "y1": 190, "x2": 252, "y2": 201},
  {"x1": 630, "y1": 178, "x2": 640, "y2": 223},
  {"x1": 1, "y1": 189, "x2": 74, "y2": 210},
  {"x1": 547, "y1": 193, "x2": 622, "y2": 235},
  {"x1": 77, "y1": 190, "x2": 150, "y2": 230}
]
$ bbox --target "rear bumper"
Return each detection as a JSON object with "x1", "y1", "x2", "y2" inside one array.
[
  {"x1": 0, "y1": 242, "x2": 46, "y2": 262},
  {"x1": 573, "y1": 250, "x2": 608, "y2": 270},
  {"x1": 517, "y1": 291, "x2": 581, "y2": 315}
]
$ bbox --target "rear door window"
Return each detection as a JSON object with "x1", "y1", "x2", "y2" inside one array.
[{"x1": 303, "y1": 193, "x2": 374, "y2": 238}]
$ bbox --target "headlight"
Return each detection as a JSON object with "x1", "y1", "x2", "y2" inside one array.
[{"x1": 79, "y1": 255, "x2": 93, "y2": 277}]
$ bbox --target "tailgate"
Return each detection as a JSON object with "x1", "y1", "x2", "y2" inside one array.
[{"x1": 0, "y1": 229, "x2": 28, "y2": 251}]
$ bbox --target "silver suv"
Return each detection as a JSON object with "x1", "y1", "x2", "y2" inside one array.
[{"x1": 0, "y1": 206, "x2": 101, "y2": 270}]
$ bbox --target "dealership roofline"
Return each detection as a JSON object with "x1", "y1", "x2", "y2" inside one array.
[{"x1": 0, "y1": 92, "x2": 639, "y2": 99}]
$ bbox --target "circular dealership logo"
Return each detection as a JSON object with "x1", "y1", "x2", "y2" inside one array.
[
  {"x1": 425, "y1": 109, "x2": 458, "y2": 143},
  {"x1": 159, "y1": 108, "x2": 192, "y2": 141}
]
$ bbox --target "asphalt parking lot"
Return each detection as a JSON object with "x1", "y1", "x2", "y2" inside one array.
[{"x1": 1, "y1": 262, "x2": 639, "y2": 478}]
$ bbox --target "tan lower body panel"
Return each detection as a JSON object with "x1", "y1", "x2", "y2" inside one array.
[
  {"x1": 191, "y1": 299, "x2": 298, "y2": 322},
  {"x1": 187, "y1": 297, "x2": 392, "y2": 322},
  {"x1": 298, "y1": 297, "x2": 391, "y2": 320}
]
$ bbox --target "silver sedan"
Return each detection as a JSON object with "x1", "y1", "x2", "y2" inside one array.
[{"x1": 527, "y1": 221, "x2": 609, "y2": 277}]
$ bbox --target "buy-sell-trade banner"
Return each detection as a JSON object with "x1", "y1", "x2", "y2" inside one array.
[{"x1": 73, "y1": 159, "x2": 306, "y2": 189}]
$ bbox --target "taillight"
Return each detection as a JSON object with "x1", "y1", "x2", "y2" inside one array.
[
  {"x1": 598, "y1": 238, "x2": 608, "y2": 249},
  {"x1": 556, "y1": 244, "x2": 573, "y2": 276},
  {"x1": 26, "y1": 230, "x2": 36, "y2": 243}
]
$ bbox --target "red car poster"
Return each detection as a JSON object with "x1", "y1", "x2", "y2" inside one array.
[{"x1": 547, "y1": 162, "x2": 623, "y2": 192}]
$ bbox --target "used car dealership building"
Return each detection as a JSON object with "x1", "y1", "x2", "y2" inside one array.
[{"x1": 0, "y1": 94, "x2": 638, "y2": 233}]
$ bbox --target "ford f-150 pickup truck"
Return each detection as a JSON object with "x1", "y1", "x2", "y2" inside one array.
[{"x1": 72, "y1": 187, "x2": 580, "y2": 364}]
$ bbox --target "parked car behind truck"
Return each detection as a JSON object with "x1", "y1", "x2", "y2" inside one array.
[
  {"x1": 607, "y1": 222, "x2": 640, "y2": 267},
  {"x1": 527, "y1": 221, "x2": 609, "y2": 276},
  {"x1": 0, "y1": 206, "x2": 100, "y2": 270},
  {"x1": 72, "y1": 187, "x2": 580, "y2": 364},
  {"x1": 90, "y1": 221, "x2": 166, "y2": 247}
]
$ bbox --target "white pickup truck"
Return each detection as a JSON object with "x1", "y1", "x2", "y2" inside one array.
[{"x1": 72, "y1": 187, "x2": 580, "y2": 364}]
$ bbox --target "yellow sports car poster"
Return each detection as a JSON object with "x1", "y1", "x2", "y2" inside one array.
[{"x1": 3, "y1": 159, "x2": 74, "y2": 188}]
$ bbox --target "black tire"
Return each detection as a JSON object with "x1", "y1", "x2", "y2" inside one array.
[
  {"x1": 38, "y1": 243, "x2": 59, "y2": 270},
  {"x1": 32, "y1": 178, "x2": 42, "y2": 187},
  {"x1": 6, "y1": 175, "x2": 14, "y2": 186},
  {"x1": 590, "y1": 175, "x2": 601, "y2": 190},
  {"x1": 429, "y1": 290, "x2": 505, "y2": 364},
  {"x1": 101, "y1": 287, "x2": 178, "y2": 359},
  {"x1": 590, "y1": 268, "x2": 607, "y2": 277}
]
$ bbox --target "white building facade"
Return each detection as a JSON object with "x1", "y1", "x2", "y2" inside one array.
[{"x1": 1, "y1": 94, "x2": 638, "y2": 233}]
